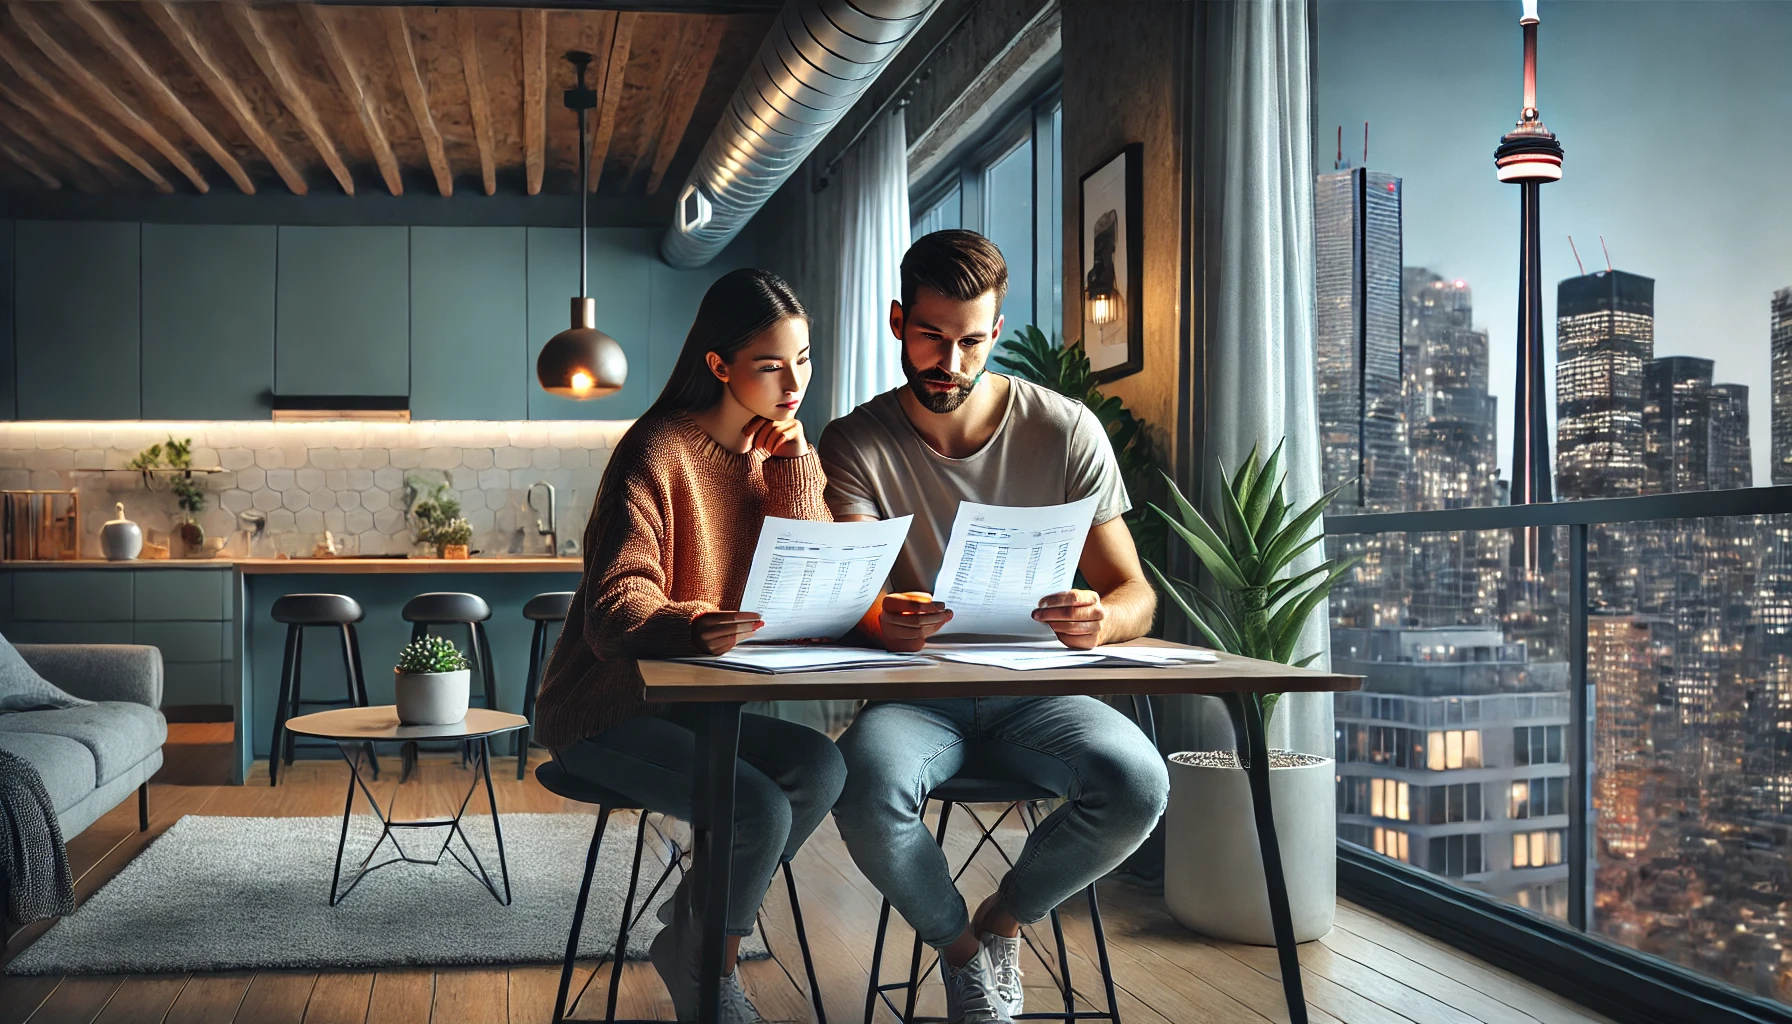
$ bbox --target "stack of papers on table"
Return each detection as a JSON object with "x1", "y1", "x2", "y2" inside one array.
[
  {"x1": 924, "y1": 643, "x2": 1221, "y2": 672},
  {"x1": 669, "y1": 646, "x2": 931, "y2": 674}
]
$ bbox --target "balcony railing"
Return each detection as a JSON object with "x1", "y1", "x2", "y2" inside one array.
[{"x1": 1324, "y1": 485, "x2": 1792, "y2": 1014}]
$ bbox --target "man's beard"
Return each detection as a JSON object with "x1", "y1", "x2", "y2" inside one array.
[{"x1": 901, "y1": 349, "x2": 980, "y2": 413}]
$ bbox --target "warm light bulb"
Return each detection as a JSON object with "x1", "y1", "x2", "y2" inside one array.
[
  {"x1": 570, "y1": 370, "x2": 595, "y2": 394},
  {"x1": 1087, "y1": 291, "x2": 1123, "y2": 326}
]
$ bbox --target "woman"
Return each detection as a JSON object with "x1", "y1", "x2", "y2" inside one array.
[{"x1": 533, "y1": 268, "x2": 844, "y2": 1023}]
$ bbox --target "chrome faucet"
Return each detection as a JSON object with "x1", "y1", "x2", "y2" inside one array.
[{"x1": 528, "y1": 481, "x2": 558, "y2": 556}]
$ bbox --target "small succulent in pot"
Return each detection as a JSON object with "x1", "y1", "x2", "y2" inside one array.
[
  {"x1": 395, "y1": 634, "x2": 471, "y2": 675},
  {"x1": 393, "y1": 635, "x2": 471, "y2": 725}
]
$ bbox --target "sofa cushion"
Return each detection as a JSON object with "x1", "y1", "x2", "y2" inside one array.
[
  {"x1": 0, "y1": 632, "x2": 93, "y2": 712},
  {"x1": 0, "y1": 732, "x2": 98, "y2": 813},
  {"x1": 0, "y1": 703, "x2": 165, "y2": 786}
]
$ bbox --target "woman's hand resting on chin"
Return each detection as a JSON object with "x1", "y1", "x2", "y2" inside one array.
[{"x1": 743, "y1": 416, "x2": 808, "y2": 458}]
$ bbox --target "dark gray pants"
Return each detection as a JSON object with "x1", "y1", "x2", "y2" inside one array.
[{"x1": 554, "y1": 709, "x2": 846, "y2": 935}]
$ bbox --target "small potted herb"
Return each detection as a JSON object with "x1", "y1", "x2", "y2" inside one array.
[
  {"x1": 409, "y1": 483, "x2": 473, "y2": 558},
  {"x1": 393, "y1": 635, "x2": 472, "y2": 726}
]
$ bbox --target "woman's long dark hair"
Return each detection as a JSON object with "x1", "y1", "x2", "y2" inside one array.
[{"x1": 646, "y1": 268, "x2": 809, "y2": 417}]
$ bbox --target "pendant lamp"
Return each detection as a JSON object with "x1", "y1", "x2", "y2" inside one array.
[{"x1": 537, "y1": 51, "x2": 627, "y2": 399}]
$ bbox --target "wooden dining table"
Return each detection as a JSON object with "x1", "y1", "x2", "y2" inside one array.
[{"x1": 637, "y1": 639, "x2": 1362, "y2": 1024}]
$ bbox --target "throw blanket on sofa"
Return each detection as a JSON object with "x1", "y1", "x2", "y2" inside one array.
[{"x1": 0, "y1": 748, "x2": 74, "y2": 926}]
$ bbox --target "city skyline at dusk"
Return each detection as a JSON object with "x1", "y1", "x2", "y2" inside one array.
[{"x1": 1317, "y1": 0, "x2": 1792, "y2": 484}]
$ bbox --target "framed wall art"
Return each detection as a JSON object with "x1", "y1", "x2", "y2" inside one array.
[{"x1": 1079, "y1": 142, "x2": 1144, "y2": 382}]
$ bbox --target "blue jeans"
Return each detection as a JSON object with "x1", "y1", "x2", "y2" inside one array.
[
  {"x1": 832, "y1": 696, "x2": 1169, "y2": 948},
  {"x1": 554, "y1": 709, "x2": 847, "y2": 936}
]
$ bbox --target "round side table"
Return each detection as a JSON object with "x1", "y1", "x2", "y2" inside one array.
[{"x1": 284, "y1": 706, "x2": 528, "y2": 906}]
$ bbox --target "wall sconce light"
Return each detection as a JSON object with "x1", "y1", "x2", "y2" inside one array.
[{"x1": 1084, "y1": 209, "x2": 1123, "y2": 326}]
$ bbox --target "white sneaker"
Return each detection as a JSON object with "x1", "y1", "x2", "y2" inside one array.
[
  {"x1": 981, "y1": 931, "x2": 1024, "y2": 1017},
  {"x1": 943, "y1": 947, "x2": 1013, "y2": 1024},
  {"x1": 718, "y1": 970, "x2": 770, "y2": 1024}
]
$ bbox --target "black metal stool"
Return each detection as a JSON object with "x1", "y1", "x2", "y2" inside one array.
[
  {"x1": 518, "y1": 591, "x2": 575, "y2": 779},
  {"x1": 536, "y1": 759, "x2": 828, "y2": 1024},
  {"x1": 401, "y1": 591, "x2": 499, "y2": 776},
  {"x1": 268, "y1": 593, "x2": 377, "y2": 787},
  {"x1": 863, "y1": 697, "x2": 1155, "y2": 1024}
]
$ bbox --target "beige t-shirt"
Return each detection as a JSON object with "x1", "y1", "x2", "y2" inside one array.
[{"x1": 818, "y1": 375, "x2": 1131, "y2": 595}]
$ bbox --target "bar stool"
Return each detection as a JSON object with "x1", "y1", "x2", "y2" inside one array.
[
  {"x1": 402, "y1": 592, "x2": 499, "y2": 776},
  {"x1": 518, "y1": 591, "x2": 575, "y2": 779},
  {"x1": 863, "y1": 697, "x2": 1156, "y2": 1024},
  {"x1": 536, "y1": 760, "x2": 827, "y2": 1024},
  {"x1": 267, "y1": 593, "x2": 377, "y2": 787}
]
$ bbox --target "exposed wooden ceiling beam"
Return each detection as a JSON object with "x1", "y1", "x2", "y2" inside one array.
[
  {"x1": 315, "y1": 0, "x2": 780, "y2": 11},
  {"x1": 380, "y1": 8, "x2": 452, "y2": 197},
  {"x1": 0, "y1": 34, "x2": 172, "y2": 193},
  {"x1": 298, "y1": 4, "x2": 403, "y2": 196},
  {"x1": 222, "y1": 1, "x2": 356, "y2": 195},
  {"x1": 521, "y1": 9, "x2": 545, "y2": 195},
  {"x1": 455, "y1": 10, "x2": 495, "y2": 196},
  {"x1": 588, "y1": 11, "x2": 637, "y2": 193},
  {"x1": 9, "y1": 3, "x2": 210, "y2": 193},
  {"x1": 0, "y1": 76, "x2": 127, "y2": 188},
  {"x1": 0, "y1": 129, "x2": 62, "y2": 190},
  {"x1": 143, "y1": 1, "x2": 306, "y2": 196},
  {"x1": 645, "y1": 17, "x2": 726, "y2": 195},
  {"x1": 63, "y1": 0, "x2": 255, "y2": 194}
]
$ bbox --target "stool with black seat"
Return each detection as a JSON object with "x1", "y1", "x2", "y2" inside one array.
[
  {"x1": 536, "y1": 759, "x2": 828, "y2": 1024},
  {"x1": 863, "y1": 696, "x2": 1156, "y2": 1024},
  {"x1": 267, "y1": 593, "x2": 378, "y2": 787},
  {"x1": 401, "y1": 592, "x2": 500, "y2": 776},
  {"x1": 517, "y1": 591, "x2": 574, "y2": 779}
]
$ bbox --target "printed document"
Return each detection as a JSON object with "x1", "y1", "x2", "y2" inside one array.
[
  {"x1": 738, "y1": 515, "x2": 912, "y2": 641},
  {"x1": 932, "y1": 496, "x2": 1100, "y2": 638},
  {"x1": 670, "y1": 646, "x2": 929, "y2": 674},
  {"x1": 925, "y1": 643, "x2": 1221, "y2": 672}
]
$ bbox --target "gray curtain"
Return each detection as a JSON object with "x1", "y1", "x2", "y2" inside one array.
[{"x1": 1163, "y1": 0, "x2": 1330, "y2": 758}]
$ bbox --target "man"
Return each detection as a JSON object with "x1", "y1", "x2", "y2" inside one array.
[{"x1": 820, "y1": 230, "x2": 1169, "y2": 1023}]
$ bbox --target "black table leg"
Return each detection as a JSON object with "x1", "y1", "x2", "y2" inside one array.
[
  {"x1": 478, "y1": 737, "x2": 513, "y2": 906},
  {"x1": 1221, "y1": 691, "x2": 1307, "y2": 1024},
  {"x1": 692, "y1": 701, "x2": 743, "y2": 1024}
]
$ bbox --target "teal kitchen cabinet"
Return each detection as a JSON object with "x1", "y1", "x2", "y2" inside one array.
[
  {"x1": 0, "y1": 220, "x2": 13, "y2": 420},
  {"x1": 647, "y1": 234, "x2": 758, "y2": 409},
  {"x1": 275, "y1": 226, "x2": 409, "y2": 398},
  {"x1": 526, "y1": 227, "x2": 654, "y2": 420},
  {"x1": 15, "y1": 221, "x2": 141, "y2": 420},
  {"x1": 142, "y1": 224, "x2": 276, "y2": 419},
  {"x1": 0, "y1": 566, "x2": 236, "y2": 707},
  {"x1": 410, "y1": 227, "x2": 528, "y2": 420}
]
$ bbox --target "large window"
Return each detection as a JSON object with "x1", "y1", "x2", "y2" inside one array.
[
  {"x1": 909, "y1": 90, "x2": 1062, "y2": 343},
  {"x1": 1320, "y1": 3, "x2": 1792, "y2": 1009}
]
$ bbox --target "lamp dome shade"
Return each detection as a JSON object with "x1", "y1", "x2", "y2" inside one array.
[{"x1": 538, "y1": 297, "x2": 627, "y2": 399}]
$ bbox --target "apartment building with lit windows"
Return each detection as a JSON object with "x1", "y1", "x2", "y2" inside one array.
[{"x1": 1334, "y1": 626, "x2": 1574, "y2": 918}]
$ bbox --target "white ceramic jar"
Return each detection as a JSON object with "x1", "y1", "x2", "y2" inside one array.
[{"x1": 100, "y1": 503, "x2": 143, "y2": 561}]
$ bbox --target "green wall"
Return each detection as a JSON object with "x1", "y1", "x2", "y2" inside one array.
[{"x1": 0, "y1": 219, "x2": 756, "y2": 421}]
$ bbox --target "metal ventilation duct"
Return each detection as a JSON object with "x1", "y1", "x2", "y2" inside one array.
[{"x1": 661, "y1": 0, "x2": 936, "y2": 268}]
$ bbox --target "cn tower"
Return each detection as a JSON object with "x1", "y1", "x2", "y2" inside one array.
[{"x1": 1497, "y1": 0, "x2": 1563, "y2": 566}]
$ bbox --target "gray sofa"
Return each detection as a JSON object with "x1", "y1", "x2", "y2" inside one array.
[{"x1": 0, "y1": 645, "x2": 166, "y2": 838}]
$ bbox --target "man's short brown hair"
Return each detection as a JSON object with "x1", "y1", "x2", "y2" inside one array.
[{"x1": 900, "y1": 229, "x2": 1009, "y2": 313}]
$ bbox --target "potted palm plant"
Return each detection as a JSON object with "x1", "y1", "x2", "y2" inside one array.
[
  {"x1": 1144, "y1": 441, "x2": 1352, "y2": 945},
  {"x1": 393, "y1": 635, "x2": 472, "y2": 726}
]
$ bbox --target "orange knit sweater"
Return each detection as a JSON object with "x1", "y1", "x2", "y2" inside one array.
[{"x1": 533, "y1": 411, "x2": 831, "y2": 748}]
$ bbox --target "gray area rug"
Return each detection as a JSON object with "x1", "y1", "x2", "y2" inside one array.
[{"x1": 8, "y1": 813, "x2": 769, "y2": 975}]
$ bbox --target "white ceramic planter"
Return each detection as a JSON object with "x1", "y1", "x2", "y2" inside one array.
[
  {"x1": 394, "y1": 668, "x2": 471, "y2": 726},
  {"x1": 1163, "y1": 750, "x2": 1336, "y2": 945}
]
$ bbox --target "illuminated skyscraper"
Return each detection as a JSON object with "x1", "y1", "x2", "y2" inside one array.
[
  {"x1": 1772, "y1": 287, "x2": 1792, "y2": 484},
  {"x1": 1589, "y1": 615, "x2": 1658, "y2": 863},
  {"x1": 1316, "y1": 165, "x2": 1407, "y2": 510},
  {"x1": 1642, "y1": 356, "x2": 1712, "y2": 494},
  {"x1": 1404, "y1": 270, "x2": 1499, "y2": 509},
  {"x1": 1555, "y1": 271, "x2": 1655, "y2": 499},
  {"x1": 1708, "y1": 383, "x2": 1753, "y2": 491}
]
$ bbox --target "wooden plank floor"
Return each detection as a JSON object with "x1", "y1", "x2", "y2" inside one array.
[{"x1": 2, "y1": 723, "x2": 1615, "y2": 1024}]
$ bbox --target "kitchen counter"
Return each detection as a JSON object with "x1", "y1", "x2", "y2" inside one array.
[
  {"x1": 1, "y1": 557, "x2": 582, "y2": 573},
  {"x1": 237, "y1": 557, "x2": 583, "y2": 574}
]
